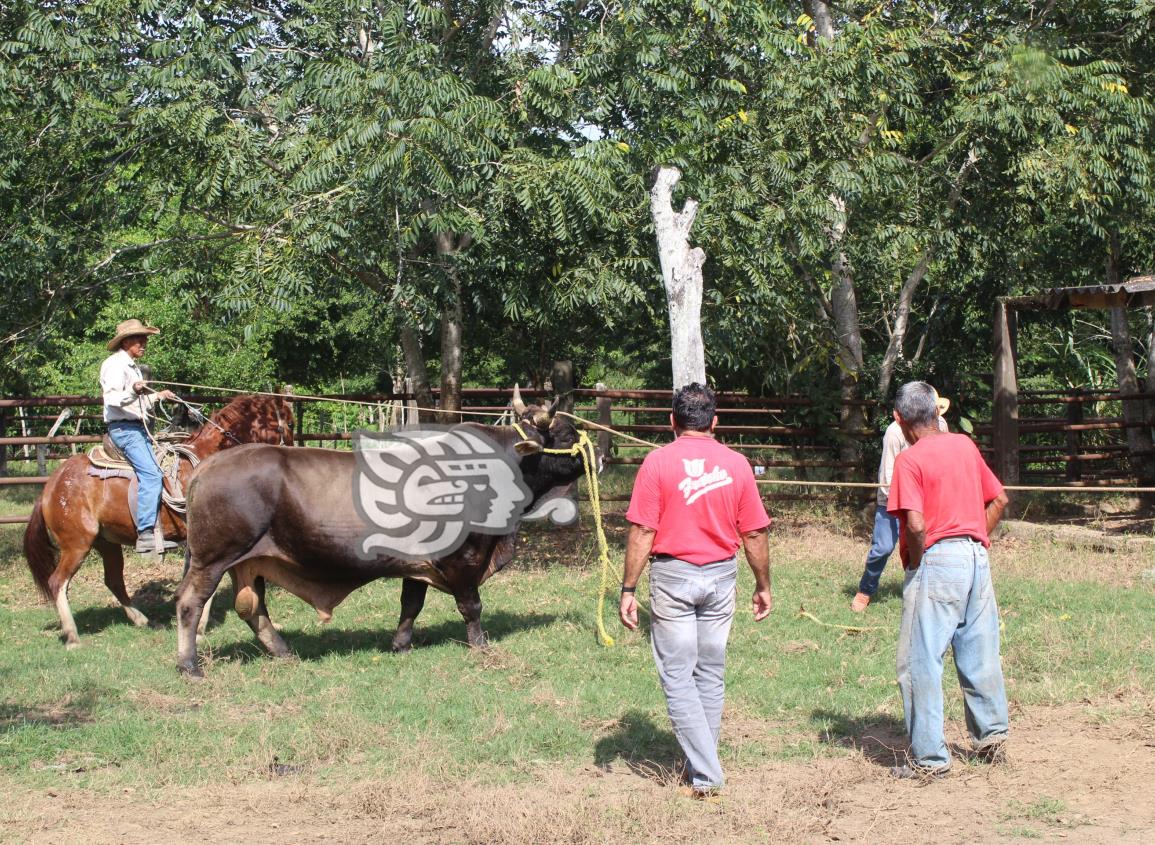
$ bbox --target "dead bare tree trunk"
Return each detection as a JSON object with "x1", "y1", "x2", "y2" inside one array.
[{"x1": 650, "y1": 165, "x2": 706, "y2": 389}]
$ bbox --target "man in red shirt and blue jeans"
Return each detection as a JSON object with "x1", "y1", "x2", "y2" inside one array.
[
  {"x1": 887, "y1": 381, "x2": 1011, "y2": 778},
  {"x1": 620, "y1": 383, "x2": 772, "y2": 797}
]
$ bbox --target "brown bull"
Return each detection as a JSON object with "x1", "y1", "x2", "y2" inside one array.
[{"x1": 175, "y1": 396, "x2": 588, "y2": 676}]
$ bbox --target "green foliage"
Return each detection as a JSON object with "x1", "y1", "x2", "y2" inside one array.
[{"x1": 1, "y1": 0, "x2": 1152, "y2": 403}]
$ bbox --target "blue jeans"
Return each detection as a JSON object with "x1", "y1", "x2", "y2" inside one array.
[
  {"x1": 858, "y1": 504, "x2": 899, "y2": 596},
  {"x1": 649, "y1": 556, "x2": 737, "y2": 791},
  {"x1": 107, "y1": 421, "x2": 163, "y2": 533},
  {"x1": 896, "y1": 538, "x2": 1009, "y2": 769}
]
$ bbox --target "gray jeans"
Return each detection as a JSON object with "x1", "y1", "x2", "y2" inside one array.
[{"x1": 649, "y1": 555, "x2": 738, "y2": 790}]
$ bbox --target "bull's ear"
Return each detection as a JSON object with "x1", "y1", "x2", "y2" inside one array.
[{"x1": 514, "y1": 439, "x2": 543, "y2": 456}]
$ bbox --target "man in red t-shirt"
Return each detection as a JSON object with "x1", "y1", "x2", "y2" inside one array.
[
  {"x1": 886, "y1": 381, "x2": 1010, "y2": 778},
  {"x1": 620, "y1": 383, "x2": 772, "y2": 798}
]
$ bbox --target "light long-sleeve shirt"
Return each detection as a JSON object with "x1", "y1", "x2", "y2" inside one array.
[
  {"x1": 876, "y1": 417, "x2": 947, "y2": 506},
  {"x1": 100, "y1": 349, "x2": 156, "y2": 422}
]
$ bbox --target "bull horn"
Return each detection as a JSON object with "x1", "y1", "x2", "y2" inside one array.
[
  {"x1": 511, "y1": 383, "x2": 528, "y2": 416},
  {"x1": 530, "y1": 396, "x2": 559, "y2": 428}
]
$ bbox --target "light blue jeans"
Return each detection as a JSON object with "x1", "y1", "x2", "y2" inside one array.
[
  {"x1": 859, "y1": 504, "x2": 899, "y2": 596},
  {"x1": 107, "y1": 420, "x2": 163, "y2": 533},
  {"x1": 896, "y1": 538, "x2": 1009, "y2": 770},
  {"x1": 649, "y1": 556, "x2": 738, "y2": 791}
]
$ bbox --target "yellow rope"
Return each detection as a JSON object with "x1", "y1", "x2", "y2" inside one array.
[
  {"x1": 798, "y1": 605, "x2": 886, "y2": 633},
  {"x1": 541, "y1": 430, "x2": 616, "y2": 647}
]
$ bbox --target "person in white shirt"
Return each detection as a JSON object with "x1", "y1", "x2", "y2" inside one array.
[
  {"x1": 100, "y1": 319, "x2": 179, "y2": 553},
  {"x1": 850, "y1": 390, "x2": 949, "y2": 612}
]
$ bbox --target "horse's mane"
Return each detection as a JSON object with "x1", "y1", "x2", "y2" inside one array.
[{"x1": 201, "y1": 394, "x2": 293, "y2": 447}]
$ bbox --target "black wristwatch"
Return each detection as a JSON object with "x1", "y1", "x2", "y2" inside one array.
[{"x1": 620, "y1": 585, "x2": 636, "y2": 594}]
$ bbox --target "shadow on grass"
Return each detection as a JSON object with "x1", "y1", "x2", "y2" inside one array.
[
  {"x1": 840, "y1": 579, "x2": 902, "y2": 603},
  {"x1": 61, "y1": 578, "x2": 184, "y2": 637},
  {"x1": 810, "y1": 708, "x2": 907, "y2": 768},
  {"x1": 207, "y1": 609, "x2": 561, "y2": 664},
  {"x1": 0, "y1": 687, "x2": 106, "y2": 729},
  {"x1": 593, "y1": 709, "x2": 683, "y2": 784}
]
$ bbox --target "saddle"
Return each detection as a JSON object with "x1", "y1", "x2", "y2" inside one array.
[
  {"x1": 86, "y1": 435, "x2": 199, "y2": 514},
  {"x1": 88, "y1": 434, "x2": 131, "y2": 469}
]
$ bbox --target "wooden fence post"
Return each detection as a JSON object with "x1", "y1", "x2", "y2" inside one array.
[
  {"x1": 595, "y1": 382, "x2": 612, "y2": 459},
  {"x1": 992, "y1": 300, "x2": 1020, "y2": 484},
  {"x1": 0, "y1": 408, "x2": 7, "y2": 477},
  {"x1": 1066, "y1": 389, "x2": 1083, "y2": 483}
]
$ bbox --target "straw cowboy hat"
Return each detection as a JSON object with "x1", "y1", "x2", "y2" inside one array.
[
  {"x1": 932, "y1": 388, "x2": 950, "y2": 415},
  {"x1": 107, "y1": 319, "x2": 160, "y2": 351}
]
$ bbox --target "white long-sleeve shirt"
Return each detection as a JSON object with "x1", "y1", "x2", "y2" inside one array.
[
  {"x1": 876, "y1": 416, "x2": 948, "y2": 506},
  {"x1": 100, "y1": 349, "x2": 156, "y2": 422}
]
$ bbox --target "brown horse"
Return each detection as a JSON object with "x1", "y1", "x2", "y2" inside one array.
[{"x1": 23, "y1": 393, "x2": 294, "y2": 647}]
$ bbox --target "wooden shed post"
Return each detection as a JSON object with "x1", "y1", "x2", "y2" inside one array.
[{"x1": 992, "y1": 300, "x2": 1020, "y2": 484}]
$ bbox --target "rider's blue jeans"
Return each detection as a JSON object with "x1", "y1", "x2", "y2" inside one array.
[{"x1": 107, "y1": 420, "x2": 163, "y2": 534}]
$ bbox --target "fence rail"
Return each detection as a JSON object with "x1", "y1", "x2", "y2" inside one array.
[{"x1": 3, "y1": 383, "x2": 1153, "y2": 526}]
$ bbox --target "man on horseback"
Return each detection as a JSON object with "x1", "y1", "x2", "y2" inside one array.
[{"x1": 100, "y1": 319, "x2": 179, "y2": 553}]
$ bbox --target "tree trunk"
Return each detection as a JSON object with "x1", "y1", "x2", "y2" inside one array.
[
  {"x1": 438, "y1": 267, "x2": 463, "y2": 425},
  {"x1": 433, "y1": 228, "x2": 470, "y2": 424},
  {"x1": 826, "y1": 196, "x2": 866, "y2": 476},
  {"x1": 1106, "y1": 237, "x2": 1154, "y2": 485},
  {"x1": 1108, "y1": 306, "x2": 1153, "y2": 483},
  {"x1": 399, "y1": 324, "x2": 435, "y2": 424},
  {"x1": 803, "y1": 0, "x2": 835, "y2": 40},
  {"x1": 877, "y1": 149, "x2": 979, "y2": 400},
  {"x1": 551, "y1": 360, "x2": 574, "y2": 412},
  {"x1": 650, "y1": 165, "x2": 707, "y2": 390}
]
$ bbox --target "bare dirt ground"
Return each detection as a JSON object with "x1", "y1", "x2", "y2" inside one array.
[{"x1": 8, "y1": 698, "x2": 1154, "y2": 845}]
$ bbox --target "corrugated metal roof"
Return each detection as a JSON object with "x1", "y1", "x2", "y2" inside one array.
[{"x1": 1003, "y1": 275, "x2": 1155, "y2": 310}]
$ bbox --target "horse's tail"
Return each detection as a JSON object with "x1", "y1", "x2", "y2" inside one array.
[{"x1": 23, "y1": 495, "x2": 57, "y2": 601}]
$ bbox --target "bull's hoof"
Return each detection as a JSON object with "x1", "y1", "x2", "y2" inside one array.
[
  {"x1": 63, "y1": 639, "x2": 81, "y2": 651},
  {"x1": 177, "y1": 661, "x2": 204, "y2": 679},
  {"x1": 390, "y1": 640, "x2": 412, "y2": 653}
]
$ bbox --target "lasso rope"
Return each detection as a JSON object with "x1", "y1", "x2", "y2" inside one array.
[{"x1": 540, "y1": 429, "x2": 617, "y2": 647}]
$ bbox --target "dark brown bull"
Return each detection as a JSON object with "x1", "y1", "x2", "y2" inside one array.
[{"x1": 175, "y1": 395, "x2": 588, "y2": 676}]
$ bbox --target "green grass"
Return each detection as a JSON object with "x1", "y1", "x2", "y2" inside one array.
[{"x1": 0, "y1": 498, "x2": 1152, "y2": 794}]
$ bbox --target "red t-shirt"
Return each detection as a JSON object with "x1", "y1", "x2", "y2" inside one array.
[
  {"x1": 626, "y1": 434, "x2": 771, "y2": 564},
  {"x1": 887, "y1": 432, "x2": 1004, "y2": 567}
]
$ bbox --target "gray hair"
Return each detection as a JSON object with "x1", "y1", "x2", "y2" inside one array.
[{"x1": 895, "y1": 381, "x2": 939, "y2": 428}]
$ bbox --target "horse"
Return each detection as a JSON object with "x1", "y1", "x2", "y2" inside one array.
[{"x1": 23, "y1": 393, "x2": 294, "y2": 648}]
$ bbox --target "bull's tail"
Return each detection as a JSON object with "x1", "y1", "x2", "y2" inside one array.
[{"x1": 23, "y1": 495, "x2": 58, "y2": 601}]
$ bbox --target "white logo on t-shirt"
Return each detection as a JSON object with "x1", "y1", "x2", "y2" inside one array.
[{"x1": 678, "y1": 458, "x2": 733, "y2": 505}]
